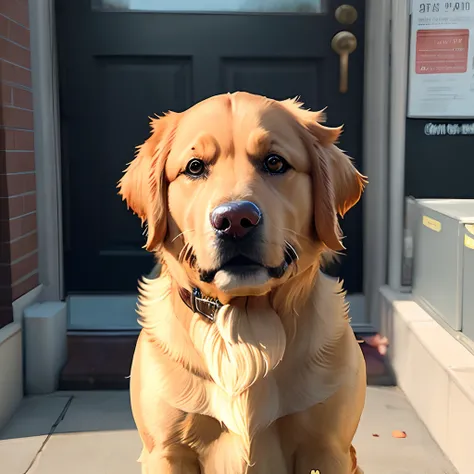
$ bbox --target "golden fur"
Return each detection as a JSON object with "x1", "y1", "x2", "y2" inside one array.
[{"x1": 119, "y1": 92, "x2": 367, "y2": 474}]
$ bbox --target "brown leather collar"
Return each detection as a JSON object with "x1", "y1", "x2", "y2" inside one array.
[{"x1": 178, "y1": 286, "x2": 223, "y2": 322}]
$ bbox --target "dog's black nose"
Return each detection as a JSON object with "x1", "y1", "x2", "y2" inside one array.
[{"x1": 210, "y1": 201, "x2": 262, "y2": 239}]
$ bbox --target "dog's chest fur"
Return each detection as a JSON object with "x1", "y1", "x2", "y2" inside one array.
[{"x1": 137, "y1": 273, "x2": 354, "y2": 472}]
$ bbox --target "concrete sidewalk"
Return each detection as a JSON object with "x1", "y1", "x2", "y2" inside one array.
[{"x1": 0, "y1": 387, "x2": 456, "y2": 474}]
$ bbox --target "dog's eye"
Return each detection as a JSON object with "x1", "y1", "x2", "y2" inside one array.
[
  {"x1": 185, "y1": 159, "x2": 206, "y2": 177},
  {"x1": 263, "y1": 154, "x2": 289, "y2": 174}
]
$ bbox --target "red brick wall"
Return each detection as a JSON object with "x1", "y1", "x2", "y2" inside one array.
[{"x1": 0, "y1": 1, "x2": 38, "y2": 328}]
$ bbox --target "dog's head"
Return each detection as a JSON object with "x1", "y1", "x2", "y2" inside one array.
[{"x1": 119, "y1": 92, "x2": 366, "y2": 300}]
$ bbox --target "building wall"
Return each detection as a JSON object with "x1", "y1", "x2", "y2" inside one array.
[
  {"x1": 405, "y1": 118, "x2": 474, "y2": 200},
  {"x1": 0, "y1": 0, "x2": 38, "y2": 329}
]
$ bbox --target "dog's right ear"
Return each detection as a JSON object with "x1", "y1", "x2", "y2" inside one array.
[{"x1": 118, "y1": 112, "x2": 180, "y2": 251}]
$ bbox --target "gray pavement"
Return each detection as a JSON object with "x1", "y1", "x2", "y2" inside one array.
[{"x1": 0, "y1": 387, "x2": 457, "y2": 474}]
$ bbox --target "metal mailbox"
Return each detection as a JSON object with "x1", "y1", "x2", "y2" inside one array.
[
  {"x1": 412, "y1": 199, "x2": 474, "y2": 336},
  {"x1": 461, "y1": 224, "x2": 474, "y2": 340}
]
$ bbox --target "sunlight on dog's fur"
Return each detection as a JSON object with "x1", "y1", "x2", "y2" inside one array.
[{"x1": 118, "y1": 92, "x2": 368, "y2": 474}]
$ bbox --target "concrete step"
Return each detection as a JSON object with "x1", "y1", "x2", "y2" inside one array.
[
  {"x1": 59, "y1": 335, "x2": 137, "y2": 390},
  {"x1": 59, "y1": 333, "x2": 394, "y2": 390}
]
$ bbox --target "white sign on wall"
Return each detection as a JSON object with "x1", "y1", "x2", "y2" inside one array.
[{"x1": 408, "y1": 1, "x2": 474, "y2": 118}]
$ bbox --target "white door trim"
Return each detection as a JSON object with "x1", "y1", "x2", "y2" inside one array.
[
  {"x1": 29, "y1": 0, "x2": 64, "y2": 302},
  {"x1": 32, "y1": 0, "x2": 394, "y2": 333},
  {"x1": 388, "y1": 0, "x2": 410, "y2": 292},
  {"x1": 362, "y1": 0, "x2": 391, "y2": 331}
]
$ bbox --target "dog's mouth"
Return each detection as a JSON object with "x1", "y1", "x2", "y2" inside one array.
[
  {"x1": 220, "y1": 254, "x2": 263, "y2": 273},
  {"x1": 199, "y1": 243, "x2": 299, "y2": 284}
]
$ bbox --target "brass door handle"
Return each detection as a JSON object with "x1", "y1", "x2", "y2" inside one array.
[{"x1": 331, "y1": 31, "x2": 357, "y2": 94}]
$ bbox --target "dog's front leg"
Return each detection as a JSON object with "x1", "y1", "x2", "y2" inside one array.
[{"x1": 140, "y1": 445, "x2": 201, "y2": 474}]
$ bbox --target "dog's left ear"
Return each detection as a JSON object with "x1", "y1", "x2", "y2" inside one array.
[
  {"x1": 324, "y1": 142, "x2": 368, "y2": 219},
  {"x1": 118, "y1": 112, "x2": 180, "y2": 251},
  {"x1": 280, "y1": 98, "x2": 368, "y2": 251}
]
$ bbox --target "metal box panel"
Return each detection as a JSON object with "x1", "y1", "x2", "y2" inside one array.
[
  {"x1": 413, "y1": 199, "x2": 474, "y2": 333},
  {"x1": 413, "y1": 204, "x2": 463, "y2": 330},
  {"x1": 462, "y1": 225, "x2": 474, "y2": 340},
  {"x1": 417, "y1": 200, "x2": 474, "y2": 222}
]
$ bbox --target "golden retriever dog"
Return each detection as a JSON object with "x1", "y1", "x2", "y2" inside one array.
[{"x1": 119, "y1": 92, "x2": 367, "y2": 474}]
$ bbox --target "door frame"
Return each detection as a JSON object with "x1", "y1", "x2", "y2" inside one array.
[{"x1": 32, "y1": 0, "x2": 397, "y2": 333}]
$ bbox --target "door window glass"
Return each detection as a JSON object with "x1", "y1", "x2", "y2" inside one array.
[{"x1": 92, "y1": 0, "x2": 325, "y2": 13}]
